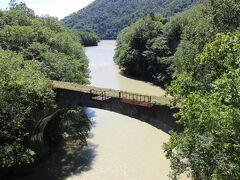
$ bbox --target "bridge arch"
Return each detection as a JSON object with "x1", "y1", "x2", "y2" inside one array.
[{"x1": 55, "y1": 88, "x2": 182, "y2": 134}]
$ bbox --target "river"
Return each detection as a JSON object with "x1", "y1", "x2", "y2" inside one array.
[
  {"x1": 15, "y1": 41, "x2": 185, "y2": 180},
  {"x1": 78, "y1": 40, "x2": 171, "y2": 180}
]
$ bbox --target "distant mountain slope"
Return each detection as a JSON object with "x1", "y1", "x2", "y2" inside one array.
[{"x1": 61, "y1": 0, "x2": 200, "y2": 39}]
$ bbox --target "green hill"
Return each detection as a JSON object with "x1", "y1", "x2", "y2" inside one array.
[{"x1": 61, "y1": 0, "x2": 200, "y2": 39}]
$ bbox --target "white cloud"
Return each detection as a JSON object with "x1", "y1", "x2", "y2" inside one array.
[{"x1": 0, "y1": 0, "x2": 95, "y2": 19}]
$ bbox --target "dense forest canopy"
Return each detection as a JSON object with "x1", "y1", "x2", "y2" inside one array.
[
  {"x1": 0, "y1": 4, "x2": 89, "y2": 83},
  {"x1": 114, "y1": 13, "x2": 173, "y2": 86},
  {"x1": 0, "y1": 3, "x2": 90, "y2": 169},
  {"x1": 165, "y1": 29, "x2": 240, "y2": 179},
  {"x1": 61, "y1": 0, "x2": 200, "y2": 39},
  {"x1": 0, "y1": 50, "x2": 55, "y2": 167},
  {"x1": 115, "y1": 0, "x2": 240, "y2": 179}
]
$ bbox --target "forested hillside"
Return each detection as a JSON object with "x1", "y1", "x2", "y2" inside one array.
[
  {"x1": 61, "y1": 0, "x2": 200, "y2": 39},
  {"x1": 0, "y1": 3, "x2": 90, "y2": 172},
  {"x1": 115, "y1": 0, "x2": 240, "y2": 179}
]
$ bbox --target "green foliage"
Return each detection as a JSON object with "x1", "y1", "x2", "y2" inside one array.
[
  {"x1": 169, "y1": 0, "x2": 240, "y2": 77},
  {"x1": 204, "y1": 0, "x2": 240, "y2": 32},
  {"x1": 114, "y1": 3, "x2": 213, "y2": 87},
  {"x1": 0, "y1": 25, "x2": 35, "y2": 52},
  {"x1": 164, "y1": 30, "x2": 240, "y2": 179},
  {"x1": 0, "y1": 7, "x2": 89, "y2": 84},
  {"x1": 167, "y1": 4, "x2": 215, "y2": 75},
  {"x1": 165, "y1": 93, "x2": 240, "y2": 179},
  {"x1": 0, "y1": 50, "x2": 55, "y2": 167},
  {"x1": 61, "y1": 0, "x2": 200, "y2": 39},
  {"x1": 0, "y1": 5, "x2": 91, "y2": 169},
  {"x1": 78, "y1": 31, "x2": 100, "y2": 46},
  {"x1": 115, "y1": 14, "x2": 172, "y2": 85},
  {"x1": 169, "y1": 29, "x2": 240, "y2": 98},
  {"x1": 0, "y1": 3, "x2": 33, "y2": 27},
  {"x1": 39, "y1": 51, "x2": 88, "y2": 83}
]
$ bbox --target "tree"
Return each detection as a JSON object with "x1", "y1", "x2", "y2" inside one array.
[
  {"x1": 164, "y1": 30, "x2": 240, "y2": 180},
  {"x1": 0, "y1": 4, "x2": 91, "y2": 171},
  {"x1": 115, "y1": 13, "x2": 172, "y2": 85},
  {"x1": 78, "y1": 31, "x2": 100, "y2": 46},
  {"x1": 0, "y1": 7, "x2": 89, "y2": 84},
  {"x1": 204, "y1": 0, "x2": 240, "y2": 32},
  {"x1": 0, "y1": 50, "x2": 55, "y2": 168}
]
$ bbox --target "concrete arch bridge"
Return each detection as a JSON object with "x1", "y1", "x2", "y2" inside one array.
[{"x1": 52, "y1": 81, "x2": 181, "y2": 134}]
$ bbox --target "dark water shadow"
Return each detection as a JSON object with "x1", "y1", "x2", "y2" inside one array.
[
  {"x1": 11, "y1": 108, "x2": 99, "y2": 180},
  {"x1": 10, "y1": 143, "x2": 97, "y2": 180}
]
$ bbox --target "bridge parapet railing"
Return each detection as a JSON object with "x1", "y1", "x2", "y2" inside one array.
[
  {"x1": 118, "y1": 91, "x2": 154, "y2": 107},
  {"x1": 119, "y1": 91, "x2": 152, "y2": 103}
]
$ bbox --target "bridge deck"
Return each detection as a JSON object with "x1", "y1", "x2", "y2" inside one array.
[{"x1": 52, "y1": 81, "x2": 172, "y2": 106}]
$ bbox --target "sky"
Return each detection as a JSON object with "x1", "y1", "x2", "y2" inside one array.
[{"x1": 0, "y1": 0, "x2": 95, "y2": 19}]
